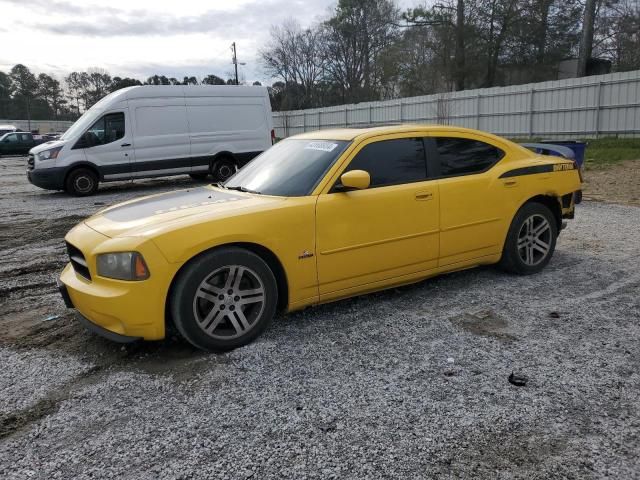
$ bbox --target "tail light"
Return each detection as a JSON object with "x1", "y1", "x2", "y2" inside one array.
[
  {"x1": 271, "y1": 129, "x2": 276, "y2": 145},
  {"x1": 573, "y1": 160, "x2": 583, "y2": 182}
]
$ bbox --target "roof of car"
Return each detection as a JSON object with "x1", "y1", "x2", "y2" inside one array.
[{"x1": 290, "y1": 124, "x2": 500, "y2": 141}]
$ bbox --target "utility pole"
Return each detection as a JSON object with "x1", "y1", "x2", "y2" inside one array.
[
  {"x1": 231, "y1": 42, "x2": 246, "y2": 85},
  {"x1": 231, "y1": 42, "x2": 239, "y2": 85},
  {"x1": 577, "y1": 0, "x2": 597, "y2": 77}
]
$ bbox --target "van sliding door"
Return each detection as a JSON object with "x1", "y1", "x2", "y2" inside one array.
[{"x1": 129, "y1": 98, "x2": 190, "y2": 177}]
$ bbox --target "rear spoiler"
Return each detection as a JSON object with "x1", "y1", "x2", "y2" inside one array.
[{"x1": 521, "y1": 143, "x2": 575, "y2": 160}]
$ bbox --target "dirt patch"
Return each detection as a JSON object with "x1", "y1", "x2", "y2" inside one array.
[
  {"x1": 450, "y1": 309, "x2": 516, "y2": 342},
  {"x1": 582, "y1": 159, "x2": 640, "y2": 206},
  {"x1": 0, "y1": 215, "x2": 85, "y2": 250}
]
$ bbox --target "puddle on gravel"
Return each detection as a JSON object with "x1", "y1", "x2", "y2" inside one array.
[{"x1": 450, "y1": 309, "x2": 516, "y2": 342}]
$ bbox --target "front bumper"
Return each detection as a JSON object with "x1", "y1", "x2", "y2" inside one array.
[
  {"x1": 58, "y1": 280, "x2": 141, "y2": 343},
  {"x1": 27, "y1": 166, "x2": 66, "y2": 190},
  {"x1": 58, "y1": 222, "x2": 175, "y2": 341}
]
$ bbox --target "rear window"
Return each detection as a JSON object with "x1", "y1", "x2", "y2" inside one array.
[{"x1": 435, "y1": 137, "x2": 504, "y2": 177}]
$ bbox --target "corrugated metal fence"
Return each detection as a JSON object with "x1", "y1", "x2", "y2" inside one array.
[
  {"x1": 272, "y1": 70, "x2": 640, "y2": 139},
  {"x1": 0, "y1": 119, "x2": 73, "y2": 133}
]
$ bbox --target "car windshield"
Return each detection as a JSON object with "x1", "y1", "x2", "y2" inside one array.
[
  {"x1": 60, "y1": 108, "x2": 104, "y2": 141},
  {"x1": 223, "y1": 138, "x2": 350, "y2": 196}
]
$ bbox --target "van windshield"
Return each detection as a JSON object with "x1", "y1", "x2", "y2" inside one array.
[
  {"x1": 224, "y1": 139, "x2": 350, "y2": 197},
  {"x1": 60, "y1": 108, "x2": 104, "y2": 141}
]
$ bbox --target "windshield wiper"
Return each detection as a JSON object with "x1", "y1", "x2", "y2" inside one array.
[{"x1": 216, "y1": 183, "x2": 261, "y2": 195}]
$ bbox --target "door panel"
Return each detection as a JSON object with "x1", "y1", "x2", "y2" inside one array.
[
  {"x1": 438, "y1": 174, "x2": 508, "y2": 265},
  {"x1": 428, "y1": 135, "x2": 509, "y2": 266},
  {"x1": 129, "y1": 99, "x2": 190, "y2": 175},
  {"x1": 84, "y1": 110, "x2": 133, "y2": 180},
  {"x1": 316, "y1": 181, "x2": 440, "y2": 296}
]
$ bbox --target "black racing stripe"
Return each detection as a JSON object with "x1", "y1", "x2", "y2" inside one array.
[
  {"x1": 101, "y1": 152, "x2": 264, "y2": 176},
  {"x1": 499, "y1": 164, "x2": 554, "y2": 178},
  {"x1": 133, "y1": 157, "x2": 192, "y2": 173}
]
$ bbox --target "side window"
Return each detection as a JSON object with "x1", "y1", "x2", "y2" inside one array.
[
  {"x1": 19, "y1": 133, "x2": 31, "y2": 142},
  {"x1": 5, "y1": 134, "x2": 18, "y2": 143},
  {"x1": 85, "y1": 112, "x2": 125, "y2": 147},
  {"x1": 435, "y1": 137, "x2": 504, "y2": 177},
  {"x1": 344, "y1": 138, "x2": 426, "y2": 188}
]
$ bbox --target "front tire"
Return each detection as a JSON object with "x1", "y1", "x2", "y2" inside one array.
[
  {"x1": 65, "y1": 168, "x2": 98, "y2": 196},
  {"x1": 170, "y1": 247, "x2": 278, "y2": 351},
  {"x1": 499, "y1": 202, "x2": 558, "y2": 275}
]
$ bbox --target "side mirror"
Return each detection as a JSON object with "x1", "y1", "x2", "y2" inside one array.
[
  {"x1": 73, "y1": 133, "x2": 92, "y2": 149},
  {"x1": 337, "y1": 170, "x2": 370, "y2": 191}
]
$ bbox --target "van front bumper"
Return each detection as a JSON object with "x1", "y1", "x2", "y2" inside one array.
[{"x1": 27, "y1": 166, "x2": 66, "y2": 190}]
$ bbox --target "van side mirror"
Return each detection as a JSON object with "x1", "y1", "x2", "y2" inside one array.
[
  {"x1": 73, "y1": 133, "x2": 92, "y2": 149},
  {"x1": 336, "y1": 170, "x2": 370, "y2": 192}
]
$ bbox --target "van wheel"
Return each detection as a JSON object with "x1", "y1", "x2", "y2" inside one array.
[
  {"x1": 170, "y1": 247, "x2": 278, "y2": 351},
  {"x1": 65, "y1": 168, "x2": 98, "y2": 196},
  {"x1": 189, "y1": 173, "x2": 209, "y2": 181},
  {"x1": 211, "y1": 157, "x2": 237, "y2": 181}
]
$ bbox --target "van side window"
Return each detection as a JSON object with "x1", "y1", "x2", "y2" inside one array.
[
  {"x1": 85, "y1": 113, "x2": 125, "y2": 147},
  {"x1": 343, "y1": 138, "x2": 427, "y2": 188},
  {"x1": 434, "y1": 137, "x2": 504, "y2": 177}
]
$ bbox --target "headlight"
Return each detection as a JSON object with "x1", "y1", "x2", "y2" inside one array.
[
  {"x1": 36, "y1": 146, "x2": 63, "y2": 161},
  {"x1": 96, "y1": 252, "x2": 150, "y2": 281}
]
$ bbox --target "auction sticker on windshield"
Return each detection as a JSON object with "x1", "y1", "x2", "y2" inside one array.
[{"x1": 304, "y1": 141, "x2": 339, "y2": 152}]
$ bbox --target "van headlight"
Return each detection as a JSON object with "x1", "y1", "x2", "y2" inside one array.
[
  {"x1": 96, "y1": 252, "x2": 150, "y2": 280},
  {"x1": 36, "y1": 146, "x2": 63, "y2": 161}
]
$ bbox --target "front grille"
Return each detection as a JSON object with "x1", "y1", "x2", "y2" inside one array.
[
  {"x1": 27, "y1": 154, "x2": 34, "y2": 171},
  {"x1": 66, "y1": 242, "x2": 91, "y2": 281}
]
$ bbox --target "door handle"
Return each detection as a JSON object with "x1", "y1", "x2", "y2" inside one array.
[
  {"x1": 415, "y1": 191, "x2": 433, "y2": 201},
  {"x1": 503, "y1": 180, "x2": 518, "y2": 187},
  {"x1": 121, "y1": 143, "x2": 131, "y2": 147}
]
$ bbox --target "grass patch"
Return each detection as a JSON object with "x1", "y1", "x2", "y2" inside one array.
[{"x1": 581, "y1": 138, "x2": 640, "y2": 170}]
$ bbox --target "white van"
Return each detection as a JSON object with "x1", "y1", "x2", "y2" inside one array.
[{"x1": 27, "y1": 85, "x2": 274, "y2": 196}]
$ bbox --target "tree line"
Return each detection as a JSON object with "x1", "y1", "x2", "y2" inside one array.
[
  {"x1": 263, "y1": 0, "x2": 640, "y2": 110},
  {"x1": 1, "y1": 0, "x2": 638, "y2": 121},
  {"x1": 0, "y1": 66, "x2": 260, "y2": 122}
]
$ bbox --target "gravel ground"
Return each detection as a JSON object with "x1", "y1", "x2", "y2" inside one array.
[{"x1": 0, "y1": 155, "x2": 639, "y2": 479}]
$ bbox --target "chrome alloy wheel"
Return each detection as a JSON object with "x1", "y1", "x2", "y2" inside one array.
[
  {"x1": 517, "y1": 214, "x2": 552, "y2": 266},
  {"x1": 192, "y1": 265, "x2": 266, "y2": 340}
]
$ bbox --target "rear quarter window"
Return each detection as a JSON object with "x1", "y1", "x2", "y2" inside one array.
[{"x1": 434, "y1": 137, "x2": 504, "y2": 177}]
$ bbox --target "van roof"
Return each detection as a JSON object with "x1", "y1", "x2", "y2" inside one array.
[{"x1": 92, "y1": 85, "x2": 269, "y2": 109}]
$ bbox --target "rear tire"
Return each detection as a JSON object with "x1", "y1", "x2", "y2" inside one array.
[
  {"x1": 211, "y1": 156, "x2": 237, "y2": 182},
  {"x1": 499, "y1": 202, "x2": 557, "y2": 275},
  {"x1": 170, "y1": 247, "x2": 278, "y2": 352},
  {"x1": 65, "y1": 168, "x2": 98, "y2": 196}
]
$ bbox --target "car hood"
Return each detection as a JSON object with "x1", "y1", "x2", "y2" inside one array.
[
  {"x1": 84, "y1": 186, "x2": 283, "y2": 238},
  {"x1": 30, "y1": 139, "x2": 66, "y2": 154}
]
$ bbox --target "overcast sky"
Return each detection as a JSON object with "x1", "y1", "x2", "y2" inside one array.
[{"x1": 0, "y1": 0, "x2": 416, "y2": 85}]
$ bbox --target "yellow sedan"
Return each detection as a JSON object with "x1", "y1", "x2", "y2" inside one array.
[{"x1": 58, "y1": 125, "x2": 582, "y2": 351}]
